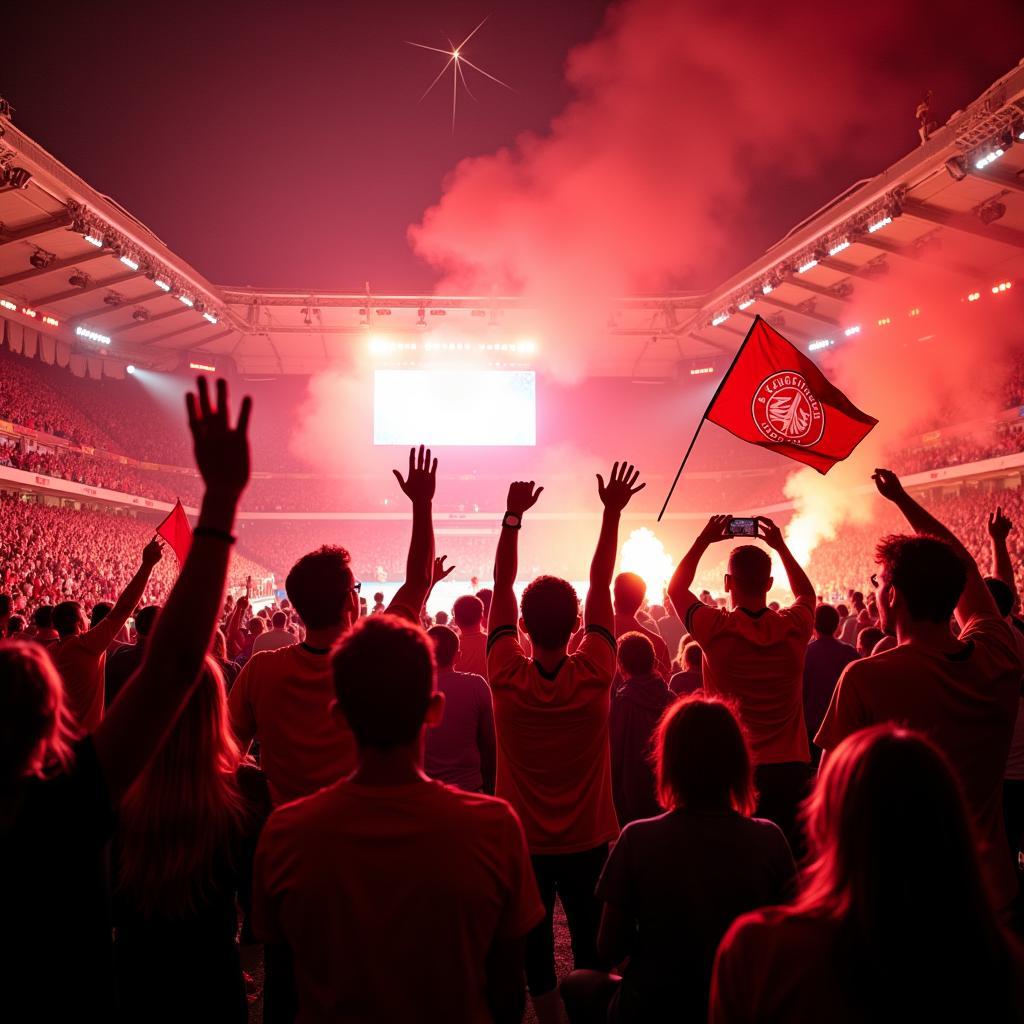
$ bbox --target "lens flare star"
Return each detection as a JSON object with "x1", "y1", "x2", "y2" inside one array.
[{"x1": 406, "y1": 18, "x2": 512, "y2": 132}]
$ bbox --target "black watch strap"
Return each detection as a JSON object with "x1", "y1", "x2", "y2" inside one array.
[{"x1": 502, "y1": 511, "x2": 522, "y2": 530}]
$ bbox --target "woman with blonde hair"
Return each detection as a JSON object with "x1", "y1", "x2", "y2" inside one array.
[
  {"x1": 711, "y1": 726, "x2": 1024, "y2": 1022},
  {"x1": 113, "y1": 658, "x2": 268, "y2": 1021}
]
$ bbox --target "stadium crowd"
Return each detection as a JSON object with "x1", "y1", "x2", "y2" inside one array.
[{"x1": 3, "y1": 376, "x2": 1024, "y2": 1024}]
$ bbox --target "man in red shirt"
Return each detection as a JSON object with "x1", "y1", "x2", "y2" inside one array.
[
  {"x1": 487, "y1": 461, "x2": 645, "y2": 1024},
  {"x1": 816, "y1": 469, "x2": 1022, "y2": 913},
  {"x1": 229, "y1": 445, "x2": 438, "y2": 806},
  {"x1": 453, "y1": 593, "x2": 488, "y2": 678},
  {"x1": 667, "y1": 515, "x2": 815, "y2": 855},
  {"x1": 253, "y1": 615, "x2": 543, "y2": 1023}
]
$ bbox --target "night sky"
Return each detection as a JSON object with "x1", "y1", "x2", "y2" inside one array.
[{"x1": 5, "y1": 0, "x2": 1024, "y2": 294}]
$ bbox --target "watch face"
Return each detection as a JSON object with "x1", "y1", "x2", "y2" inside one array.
[{"x1": 504, "y1": 512, "x2": 521, "y2": 526}]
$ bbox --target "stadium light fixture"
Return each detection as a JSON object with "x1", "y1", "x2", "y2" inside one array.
[
  {"x1": 877, "y1": 317, "x2": 892, "y2": 326},
  {"x1": 21, "y1": 307, "x2": 37, "y2": 318},
  {"x1": 737, "y1": 298, "x2": 755, "y2": 311},
  {"x1": 83, "y1": 234, "x2": 104, "y2": 247},
  {"x1": 974, "y1": 148, "x2": 1005, "y2": 170},
  {"x1": 153, "y1": 278, "x2": 171, "y2": 292},
  {"x1": 126, "y1": 364, "x2": 136, "y2": 375},
  {"x1": 711, "y1": 313, "x2": 729, "y2": 326},
  {"x1": 808, "y1": 339, "x2": 832, "y2": 352},
  {"x1": 967, "y1": 291, "x2": 980, "y2": 302},
  {"x1": 119, "y1": 255, "x2": 139, "y2": 271},
  {"x1": 189, "y1": 361, "x2": 216, "y2": 372},
  {"x1": 178, "y1": 294, "x2": 194, "y2": 307},
  {"x1": 0, "y1": 298, "x2": 16, "y2": 311},
  {"x1": 690, "y1": 366, "x2": 715, "y2": 376},
  {"x1": 866, "y1": 216, "x2": 892, "y2": 233},
  {"x1": 75, "y1": 325, "x2": 111, "y2": 345},
  {"x1": 828, "y1": 239, "x2": 851, "y2": 256},
  {"x1": 797, "y1": 258, "x2": 818, "y2": 274},
  {"x1": 843, "y1": 325, "x2": 861, "y2": 337},
  {"x1": 42, "y1": 315, "x2": 59, "y2": 327},
  {"x1": 992, "y1": 280, "x2": 1013, "y2": 293},
  {"x1": 761, "y1": 282, "x2": 774, "y2": 295},
  {"x1": 202, "y1": 312, "x2": 218, "y2": 324},
  {"x1": 908, "y1": 307, "x2": 921, "y2": 317}
]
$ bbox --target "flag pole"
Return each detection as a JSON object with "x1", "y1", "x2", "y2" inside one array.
[{"x1": 657, "y1": 315, "x2": 761, "y2": 521}]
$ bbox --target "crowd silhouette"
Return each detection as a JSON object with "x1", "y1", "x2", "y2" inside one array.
[{"x1": 2, "y1": 379, "x2": 1024, "y2": 1023}]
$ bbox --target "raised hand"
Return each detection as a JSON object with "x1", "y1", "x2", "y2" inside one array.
[
  {"x1": 757, "y1": 517, "x2": 786, "y2": 551},
  {"x1": 432, "y1": 555, "x2": 456, "y2": 586},
  {"x1": 698, "y1": 514, "x2": 733, "y2": 546},
  {"x1": 141, "y1": 537, "x2": 165, "y2": 567},
  {"x1": 393, "y1": 445, "x2": 438, "y2": 504},
  {"x1": 185, "y1": 377, "x2": 252, "y2": 497},
  {"x1": 989, "y1": 507, "x2": 1013, "y2": 542},
  {"x1": 506, "y1": 481, "x2": 544, "y2": 516},
  {"x1": 872, "y1": 468, "x2": 906, "y2": 503},
  {"x1": 597, "y1": 462, "x2": 645, "y2": 513}
]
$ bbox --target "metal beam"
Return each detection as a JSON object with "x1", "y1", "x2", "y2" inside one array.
[
  {"x1": 0, "y1": 212, "x2": 73, "y2": 248},
  {"x1": 901, "y1": 198, "x2": 1024, "y2": 250},
  {"x1": 686, "y1": 331, "x2": 734, "y2": 355},
  {"x1": 34, "y1": 271, "x2": 140, "y2": 305},
  {"x1": 779, "y1": 274, "x2": 852, "y2": 303},
  {"x1": 968, "y1": 165, "x2": 1024, "y2": 195},
  {"x1": 138, "y1": 321, "x2": 210, "y2": 347},
  {"x1": 190, "y1": 328, "x2": 238, "y2": 352},
  {"x1": 0, "y1": 249, "x2": 109, "y2": 286},
  {"x1": 819, "y1": 256, "x2": 888, "y2": 284},
  {"x1": 757, "y1": 294, "x2": 839, "y2": 327},
  {"x1": 854, "y1": 232, "x2": 989, "y2": 278},
  {"x1": 68, "y1": 289, "x2": 166, "y2": 322},
  {"x1": 115, "y1": 306, "x2": 190, "y2": 334}
]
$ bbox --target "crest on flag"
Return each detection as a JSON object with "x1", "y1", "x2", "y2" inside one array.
[{"x1": 752, "y1": 372, "x2": 825, "y2": 446}]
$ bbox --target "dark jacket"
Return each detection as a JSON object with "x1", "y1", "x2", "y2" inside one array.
[{"x1": 610, "y1": 674, "x2": 674, "y2": 825}]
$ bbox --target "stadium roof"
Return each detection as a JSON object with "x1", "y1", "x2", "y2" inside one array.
[{"x1": 1, "y1": 59, "x2": 1023, "y2": 377}]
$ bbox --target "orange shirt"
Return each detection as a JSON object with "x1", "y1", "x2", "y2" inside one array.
[
  {"x1": 229, "y1": 644, "x2": 357, "y2": 806},
  {"x1": 54, "y1": 614, "x2": 128, "y2": 732},
  {"x1": 454, "y1": 629, "x2": 488, "y2": 679},
  {"x1": 487, "y1": 625, "x2": 619, "y2": 854},
  {"x1": 815, "y1": 614, "x2": 1022, "y2": 910},
  {"x1": 253, "y1": 778, "x2": 544, "y2": 1024},
  {"x1": 684, "y1": 598, "x2": 814, "y2": 766}
]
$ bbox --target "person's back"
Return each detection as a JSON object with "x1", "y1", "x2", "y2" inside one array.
[
  {"x1": 613, "y1": 573, "x2": 671, "y2": 679},
  {"x1": 452, "y1": 594, "x2": 488, "y2": 678},
  {"x1": 425, "y1": 625, "x2": 496, "y2": 792},
  {"x1": 711, "y1": 727, "x2": 1024, "y2": 1024},
  {"x1": 802, "y1": 605, "x2": 858, "y2": 750},
  {"x1": 105, "y1": 604, "x2": 160, "y2": 708},
  {"x1": 816, "y1": 495, "x2": 1022, "y2": 912},
  {"x1": 609, "y1": 633, "x2": 672, "y2": 825},
  {"x1": 668, "y1": 641, "x2": 703, "y2": 697},
  {"x1": 655, "y1": 606, "x2": 685, "y2": 669},
  {"x1": 252, "y1": 611, "x2": 296, "y2": 656},
  {"x1": 230, "y1": 642, "x2": 356, "y2": 806},
  {"x1": 253, "y1": 616, "x2": 542, "y2": 1023}
]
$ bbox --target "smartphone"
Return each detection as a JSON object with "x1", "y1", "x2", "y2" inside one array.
[{"x1": 728, "y1": 517, "x2": 758, "y2": 537}]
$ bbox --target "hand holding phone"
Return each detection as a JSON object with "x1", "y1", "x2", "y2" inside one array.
[{"x1": 727, "y1": 517, "x2": 758, "y2": 537}]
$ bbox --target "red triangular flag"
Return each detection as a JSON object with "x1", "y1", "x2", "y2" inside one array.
[
  {"x1": 156, "y1": 499, "x2": 192, "y2": 564},
  {"x1": 705, "y1": 317, "x2": 877, "y2": 474}
]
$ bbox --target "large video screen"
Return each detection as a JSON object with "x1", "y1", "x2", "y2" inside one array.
[{"x1": 373, "y1": 370, "x2": 537, "y2": 446}]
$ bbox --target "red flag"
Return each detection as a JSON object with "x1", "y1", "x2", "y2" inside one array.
[
  {"x1": 705, "y1": 316, "x2": 877, "y2": 474},
  {"x1": 156, "y1": 499, "x2": 192, "y2": 564}
]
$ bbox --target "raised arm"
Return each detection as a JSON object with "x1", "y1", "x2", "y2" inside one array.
[
  {"x1": 989, "y1": 507, "x2": 1016, "y2": 596},
  {"x1": 488, "y1": 482, "x2": 543, "y2": 633},
  {"x1": 94, "y1": 378, "x2": 251, "y2": 802},
  {"x1": 386, "y1": 445, "x2": 437, "y2": 623},
  {"x1": 667, "y1": 515, "x2": 731, "y2": 619},
  {"x1": 80, "y1": 539, "x2": 163, "y2": 655},
  {"x1": 873, "y1": 468, "x2": 998, "y2": 626},
  {"x1": 758, "y1": 518, "x2": 815, "y2": 604},
  {"x1": 425, "y1": 555, "x2": 456, "y2": 603},
  {"x1": 224, "y1": 595, "x2": 249, "y2": 659},
  {"x1": 586, "y1": 463, "x2": 645, "y2": 633}
]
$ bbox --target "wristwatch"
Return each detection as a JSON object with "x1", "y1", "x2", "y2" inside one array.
[{"x1": 502, "y1": 511, "x2": 522, "y2": 530}]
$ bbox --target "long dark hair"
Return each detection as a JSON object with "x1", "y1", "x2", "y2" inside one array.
[
  {"x1": 116, "y1": 658, "x2": 246, "y2": 918},
  {"x1": 797, "y1": 726, "x2": 1021, "y2": 1020}
]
